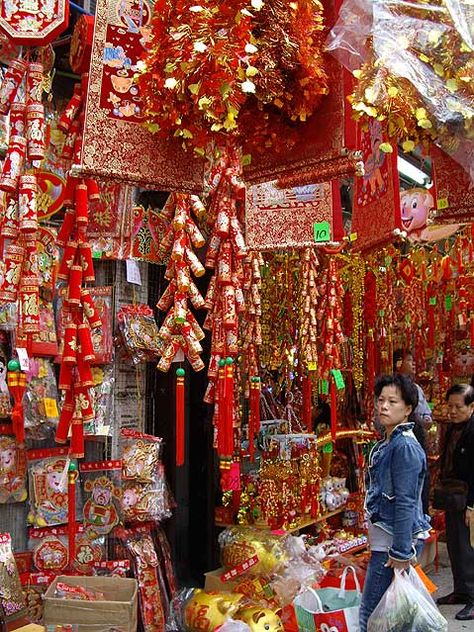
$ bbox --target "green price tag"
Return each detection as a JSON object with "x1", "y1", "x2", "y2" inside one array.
[
  {"x1": 349, "y1": 232, "x2": 358, "y2": 242},
  {"x1": 320, "y1": 380, "x2": 329, "y2": 395},
  {"x1": 92, "y1": 251, "x2": 103, "y2": 259},
  {"x1": 429, "y1": 297, "x2": 437, "y2": 306},
  {"x1": 322, "y1": 442, "x2": 333, "y2": 454},
  {"x1": 384, "y1": 256, "x2": 392, "y2": 266},
  {"x1": 313, "y1": 221, "x2": 331, "y2": 243},
  {"x1": 241, "y1": 154, "x2": 252, "y2": 166},
  {"x1": 445, "y1": 295, "x2": 452, "y2": 311},
  {"x1": 379, "y1": 309, "x2": 385, "y2": 317},
  {"x1": 331, "y1": 369, "x2": 345, "y2": 390},
  {"x1": 437, "y1": 198, "x2": 449, "y2": 210}
]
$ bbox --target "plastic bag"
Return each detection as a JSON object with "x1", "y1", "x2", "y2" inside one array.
[
  {"x1": 327, "y1": 0, "x2": 474, "y2": 180},
  {"x1": 367, "y1": 568, "x2": 448, "y2": 632},
  {"x1": 117, "y1": 304, "x2": 163, "y2": 364},
  {"x1": 23, "y1": 358, "x2": 59, "y2": 440},
  {"x1": 80, "y1": 460, "x2": 122, "y2": 537}
]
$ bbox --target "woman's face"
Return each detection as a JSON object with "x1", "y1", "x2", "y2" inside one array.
[
  {"x1": 377, "y1": 385, "x2": 412, "y2": 431},
  {"x1": 447, "y1": 393, "x2": 474, "y2": 424}
]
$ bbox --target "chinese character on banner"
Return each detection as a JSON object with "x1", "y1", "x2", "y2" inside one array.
[{"x1": 0, "y1": 0, "x2": 69, "y2": 45}]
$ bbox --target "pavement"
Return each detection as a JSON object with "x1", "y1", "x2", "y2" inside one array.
[{"x1": 429, "y1": 542, "x2": 473, "y2": 631}]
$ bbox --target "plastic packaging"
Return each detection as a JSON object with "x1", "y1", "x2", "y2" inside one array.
[
  {"x1": 27, "y1": 448, "x2": 79, "y2": 527},
  {"x1": 219, "y1": 527, "x2": 288, "y2": 578},
  {"x1": 85, "y1": 365, "x2": 115, "y2": 436},
  {"x1": 327, "y1": 0, "x2": 474, "y2": 179},
  {"x1": 23, "y1": 358, "x2": 60, "y2": 440},
  {"x1": 117, "y1": 304, "x2": 163, "y2": 364},
  {"x1": 367, "y1": 568, "x2": 448, "y2": 632},
  {"x1": 80, "y1": 460, "x2": 122, "y2": 537},
  {"x1": 120, "y1": 430, "x2": 173, "y2": 523},
  {"x1": 29, "y1": 526, "x2": 69, "y2": 572}
]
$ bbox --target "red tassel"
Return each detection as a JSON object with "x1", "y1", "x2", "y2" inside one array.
[
  {"x1": 217, "y1": 360, "x2": 226, "y2": 456},
  {"x1": 302, "y1": 375, "x2": 312, "y2": 432},
  {"x1": 248, "y1": 378, "x2": 256, "y2": 462},
  {"x1": 427, "y1": 305, "x2": 435, "y2": 348},
  {"x1": 7, "y1": 369, "x2": 26, "y2": 445},
  {"x1": 224, "y1": 358, "x2": 234, "y2": 457},
  {"x1": 67, "y1": 464, "x2": 78, "y2": 568},
  {"x1": 330, "y1": 378, "x2": 337, "y2": 441},
  {"x1": 176, "y1": 368, "x2": 185, "y2": 466}
]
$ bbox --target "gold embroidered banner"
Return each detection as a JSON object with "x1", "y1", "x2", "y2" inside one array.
[{"x1": 78, "y1": 0, "x2": 204, "y2": 193}]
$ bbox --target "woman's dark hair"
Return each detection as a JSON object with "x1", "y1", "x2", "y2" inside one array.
[
  {"x1": 375, "y1": 374, "x2": 419, "y2": 409},
  {"x1": 446, "y1": 383, "x2": 474, "y2": 405}
]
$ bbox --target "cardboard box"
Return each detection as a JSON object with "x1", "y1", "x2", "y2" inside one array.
[
  {"x1": 204, "y1": 567, "x2": 241, "y2": 592},
  {"x1": 43, "y1": 576, "x2": 137, "y2": 632}
]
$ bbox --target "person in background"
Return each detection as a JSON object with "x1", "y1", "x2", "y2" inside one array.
[
  {"x1": 359, "y1": 374, "x2": 431, "y2": 632},
  {"x1": 393, "y1": 348, "x2": 433, "y2": 427},
  {"x1": 436, "y1": 384, "x2": 474, "y2": 621},
  {"x1": 392, "y1": 348, "x2": 431, "y2": 514}
]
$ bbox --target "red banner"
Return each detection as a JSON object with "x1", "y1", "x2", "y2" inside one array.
[
  {"x1": 431, "y1": 146, "x2": 474, "y2": 223},
  {"x1": 79, "y1": 0, "x2": 204, "y2": 192},
  {"x1": 351, "y1": 121, "x2": 401, "y2": 252},
  {"x1": 245, "y1": 180, "x2": 343, "y2": 250},
  {"x1": 0, "y1": 0, "x2": 68, "y2": 45}
]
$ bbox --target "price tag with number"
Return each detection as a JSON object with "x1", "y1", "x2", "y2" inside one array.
[
  {"x1": 313, "y1": 221, "x2": 331, "y2": 243},
  {"x1": 331, "y1": 369, "x2": 345, "y2": 390},
  {"x1": 437, "y1": 198, "x2": 449, "y2": 210}
]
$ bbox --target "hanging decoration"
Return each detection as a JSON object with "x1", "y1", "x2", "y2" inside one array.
[
  {"x1": 351, "y1": 121, "x2": 402, "y2": 252},
  {"x1": 203, "y1": 149, "x2": 248, "y2": 488},
  {"x1": 331, "y1": 0, "x2": 474, "y2": 180},
  {"x1": 139, "y1": 0, "x2": 328, "y2": 157},
  {"x1": 431, "y1": 146, "x2": 474, "y2": 223},
  {"x1": 155, "y1": 193, "x2": 207, "y2": 372},
  {"x1": 317, "y1": 257, "x2": 345, "y2": 381},
  {"x1": 78, "y1": 0, "x2": 203, "y2": 190},
  {"x1": 299, "y1": 247, "x2": 320, "y2": 371},
  {"x1": 0, "y1": 0, "x2": 68, "y2": 45},
  {"x1": 245, "y1": 180, "x2": 344, "y2": 250},
  {"x1": 54, "y1": 175, "x2": 101, "y2": 458}
]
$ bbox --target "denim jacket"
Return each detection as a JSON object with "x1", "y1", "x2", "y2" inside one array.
[{"x1": 365, "y1": 422, "x2": 431, "y2": 561}]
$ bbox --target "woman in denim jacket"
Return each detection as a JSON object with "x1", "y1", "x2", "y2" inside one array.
[{"x1": 359, "y1": 374, "x2": 431, "y2": 631}]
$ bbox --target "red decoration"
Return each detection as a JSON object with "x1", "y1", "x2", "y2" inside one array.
[
  {"x1": 7, "y1": 366, "x2": 26, "y2": 444},
  {"x1": 0, "y1": 0, "x2": 69, "y2": 45},
  {"x1": 245, "y1": 180, "x2": 343, "y2": 249},
  {"x1": 351, "y1": 122, "x2": 401, "y2": 252},
  {"x1": 431, "y1": 146, "x2": 474, "y2": 223},
  {"x1": 78, "y1": 0, "x2": 204, "y2": 191},
  {"x1": 175, "y1": 369, "x2": 185, "y2": 467},
  {"x1": 69, "y1": 15, "x2": 94, "y2": 74}
]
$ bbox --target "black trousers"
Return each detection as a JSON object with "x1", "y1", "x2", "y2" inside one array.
[{"x1": 446, "y1": 510, "x2": 474, "y2": 599}]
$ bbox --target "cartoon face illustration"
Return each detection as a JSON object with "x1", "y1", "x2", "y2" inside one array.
[
  {"x1": 400, "y1": 187, "x2": 434, "y2": 235},
  {"x1": 122, "y1": 487, "x2": 138, "y2": 510},
  {"x1": 46, "y1": 467, "x2": 65, "y2": 493},
  {"x1": 0, "y1": 446, "x2": 15, "y2": 471}
]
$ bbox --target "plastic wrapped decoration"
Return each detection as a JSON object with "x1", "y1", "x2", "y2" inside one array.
[
  {"x1": 84, "y1": 365, "x2": 115, "y2": 436},
  {"x1": 120, "y1": 429, "x2": 173, "y2": 523},
  {"x1": 219, "y1": 527, "x2": 288, "y2": 578},
  {"x1": 80, "y1": 460, "x2": 122, "y2": 538},
  {"x1": 119, "y1": 524, "x2": 168, "y2": 632},
  {"x1": 27, "y1": 448, "x2": 79, "y2": 527},
  {"x1": 328, "y1": 0, "x2": 474, "y2": 179},
  {"x1": 117, "y1": 303, "x2": 163, "y2": 364},
  {"x1": 0, "y1": 424, "x2": 27, "y2": 503},
  {"x1": 23, "y1": 358, "x2": 59, "y2": 441},
  {"x1": 20, "y1": 571, "x2": 56, "y2": 623},
  {"x1": 16, "y1": 298, "x2": 59, "y2": 357},
  {"x1": 29, "y1": 526, "x2": 69, "y2": 573},
  {"x1": 0, "y1": 533, "x2": 26, "y2": 620}
]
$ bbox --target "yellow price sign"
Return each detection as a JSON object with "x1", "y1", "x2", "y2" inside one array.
[{"x1": 43, "y1": 398, "x2": 59, "y2": 418}]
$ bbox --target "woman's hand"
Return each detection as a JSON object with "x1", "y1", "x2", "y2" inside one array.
[
  {"x1": 384, "y1": 557, "x2": 411, "y2": 571},
  {"x1": 465, "y1": 507, "x2": 473, "y2": 528}
]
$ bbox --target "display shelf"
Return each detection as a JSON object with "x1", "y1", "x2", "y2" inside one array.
[{"x1": 215, "y1": 506, "x2": 346, "y2": 533}]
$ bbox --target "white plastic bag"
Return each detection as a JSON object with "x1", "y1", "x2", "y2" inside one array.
[{"x1": 367, "y1": 569, "x2": 448, "y2": 632}]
